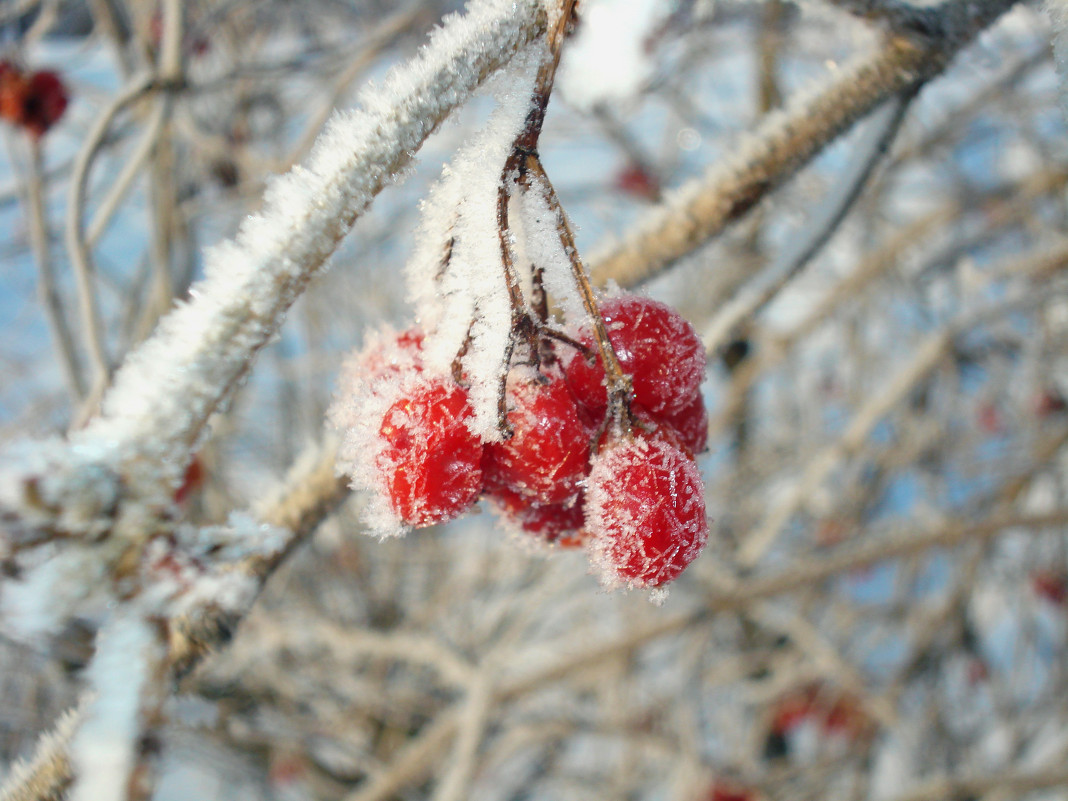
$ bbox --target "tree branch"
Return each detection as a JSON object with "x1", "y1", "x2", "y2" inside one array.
[{"x1": 589, "y1": 0, "x2": 1018, "y2": 289}]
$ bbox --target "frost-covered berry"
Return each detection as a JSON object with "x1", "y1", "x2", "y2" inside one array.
[
  {"x1": 563, "y1": 295, "x2": 705, "y2": 419},
  {"x1": 649, "y1": 391, "x2": 709, "y2": 457},
  {"x1": 489, "y1": 486, "x2": 586, "y2": 547},
  {"x1": 359, "y1": 326, "x2": 425, "y2": 381},
  {"x1": 482, "y1": 371, "x2": 590, "y2": 505},
  {"x1": 586, "y1": 436, "x2": 708, "y2": 588},
  {"x1": 376, "y1": 376, "x2": 482, "y2": 528}
]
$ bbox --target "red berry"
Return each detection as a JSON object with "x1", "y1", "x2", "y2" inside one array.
[
  {"x1": 359, "y1": 326, "x2": 425, "y2": 381},
  {"x1": 593, "y1": 407, "x2": 692, "y2": 460},
  {"x1": 636, "y1": 391, "x2": 708, "y2": 457},
  {"x1": 585, "y1": 436, "x2": 708, "y2": 588},
  {"x1": 770, "y1": 684, "x2": 868, "y2": 742},
  {"x1": 662, "y1": 391, "x2": 708, "y2": 455},
  {"x1": 1031, "y1": 570, "x2": 1068, "y2": 606},
  {"x1": 22, "y1": 70, "x2": 68, "y2": 139},
  {"x1": 708, "y1": 783, "x2": 755, "y2": 801},
  {"x1": 967, "y1": 658, "x2": 990, "y2": 685},
  {"x1": 489, "y1": 486, "x2": 586, "y2": 546},
  {"x1": 1034, "y1": 389, "x2": 1067, "y2": 418},
  {"x1": 174, "y1": 455, "x2": 204, "y2": 505},
  {"x1": 615, "y1": 163, "x2": 660, "y2": 201},
  {"x1": 564, "y1": 295, "x2": 705, "y2": 420},
  {"x1": 376, "y1": 377, "x2": 482, "y2": 527},
  {"x1": 770, "y1": 687, "x2": 818, "y2": 736},
  {"x1": 482, "y1": 372, "x2": 590, "y2": 505},
  {"x1": 0, "y1": 66, "x2": 26, "y2": 126},
  {"x1": 976, "y1": 401, "x2": 1002, "y2": 434},
  {"x1": 824, "y1": 694, "x2": 866, "y2": 737}
]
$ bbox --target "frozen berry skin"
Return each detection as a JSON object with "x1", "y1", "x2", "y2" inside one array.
[
  {"x1": 489, "y1": 486, "x2": 586, "y2": 546},
  {"x1": 650, "y1": 391, "x2": 708, "y2": 457},
  {"x1": 586, "y1": 436, "x2": 708, "y2": 588},
  {"x1": 482, "y1": 373, "x2": 590, "y2": 505},
  {"x1": 563, "y1": 295, "x2": 705, "y2": 419},
  {"x1": 376, "y1": 377, "x2": 482, "y2": 527}
]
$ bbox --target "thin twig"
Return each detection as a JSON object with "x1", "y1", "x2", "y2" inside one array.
[
  {"x1": 702, "y1": 90, "x2": 913, "y2": 356},
  {"x1": 65, "y1": 73, "x2": 159, "y2": 420},
  {"x1": 19, "y1": 135, "x2": 86, "y2": 401}
]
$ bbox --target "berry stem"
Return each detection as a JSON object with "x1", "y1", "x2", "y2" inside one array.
[
  {"x1": 513, "y1": 0, "x2": 578, "y2": 157},
  {"x1": 520, "y1": 155, "x2": 635, "y2": 436},
  {"x1": 487, "y1": 0, "x2": 581, "y2": 425}
]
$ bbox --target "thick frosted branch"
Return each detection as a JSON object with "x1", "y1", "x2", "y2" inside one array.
[
  {"x1": 700, "y1": 92, "x2": 912, "y2": 356},
  {"x1": 589, "y1": 0, "x2": 1018, "y2": 289},
  {"x1": 0, "y1": 0, "x2": 547, "y2": 547},
  {"x1": 168, "y1": 440, "x2": 349, "y2": 681},
  {"x1": 91, "y1": 0, "x2": 547, "y2": 456}
]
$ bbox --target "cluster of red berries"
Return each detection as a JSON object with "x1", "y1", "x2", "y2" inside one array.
[
  {"x1": 332, "y1": 294, "x2": 711, "y2": 590},
  {"x1": 0, "y1": 61, "x2": 68, "y2": 139}
]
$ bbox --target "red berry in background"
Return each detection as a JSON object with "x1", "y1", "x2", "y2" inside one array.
[
  {"x1": 564, "y1": 295, "x2": 705, "y2": 420},
  {"x1": 482, "y1": 372, "x2": 590, "y2": 505},
  {"x1": 769, "y1": 683, "x2": 870, "y2": 743},
  {"x1": 585, "y1": 436, "x2": 708, "y2": 588},
  {"x1": 615, "y1": 162, "x2": 660, "y2": 201},
  {"x1": 22, "y1": 70, "x2": 68, "y2": 138},
  {"x1": 1034, "y1": 389, "x2": 1067, "y2": 418},
  {"x1": 1031, "y1": 570, "x2": 1068, "y2": 606},
  {"x1": 0, "y1": 62, "x2": 68, "y2": 139},
  {"x1": 174, "y1": 455, "x2": 205, "y2": 505},
  {"x1": 375, "y1": 376, "x2": 482, "y2": 528},
  {"x1": 0, "y1": 60, "x2": 25, "y2": 124},
  {"x1": 708, "y1": 782, "x2": 756, "y2": 801},
  {"x1": 967, "y1": 657, "x2": 990, "y2": 685},
  {"x1": 597, "y1": 405, "x2": 697, "y2": 460},
  {"x1": 490, "y1": 486, "x2": 586, "y2": 546},
  {"x1": 823, "y1": 693, "x2": 868, "y2": 738},
  {"x1": 769, "y1": 686, "x2": 818, "y2": 736},
  {"x1": 976, "y1": 400, "x2": 1002, "y2": 434}
]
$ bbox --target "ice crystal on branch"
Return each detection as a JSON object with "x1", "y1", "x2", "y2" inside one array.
[{"x1": 407, "y1": 48, "x2": 545, "y2": 442}]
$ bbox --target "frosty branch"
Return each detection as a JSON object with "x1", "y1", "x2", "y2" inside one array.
[
  {"x1": 589, "y1": 0, "x2": 1020, "y2": 289},
  {"x1": 0, "y1": 0, "x2": 1061, "y2": 799}
]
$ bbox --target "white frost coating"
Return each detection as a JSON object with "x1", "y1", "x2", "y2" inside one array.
[
  {"x1": 330, "y1": 358, "x2": 416, "y2": 538},
  {"x1": 1047, "y1": 0, "x2": 1068, "y2": 123},
  {"x1": 76, "y1": 0, "x2": 546, "y2": 464},
  {"x1": 407, "y1": 47, "x2": 546, "y2": 442},
  {"x1": 0, "y1": 0, "x2": 548, "y2": 625},
  {"x1": 519, "y1": 176, "x2": 586, "y2": 322},
  {"x1": 0, "y1": 437, "x2": 123, "y2": 542},
  {"x1": 585, "y1": 437, "x2": 708, "y2": 591},
  {"x1": 70, "y1": 612, "x2": 159, "y2": 801},
  {"x1": 557, "y1": 0, "x2": 667, "y2": 111},
  {"x1": 161, "y1": 513, "x2": 288, "y2": 617},
  {"x1": 0, "y1": 546, "x2": 116, "y2": 639}
]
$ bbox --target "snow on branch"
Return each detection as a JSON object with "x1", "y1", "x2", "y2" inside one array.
[
  {"x1": 92, "y1": 0, "x2": 547, "y2": 458},
  {"x1": 589, "y1": 0, "x2": 1020, "y2": 290},
  {"x1": 0, "y1": 0, "x2": 548, "y2": 593}
]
